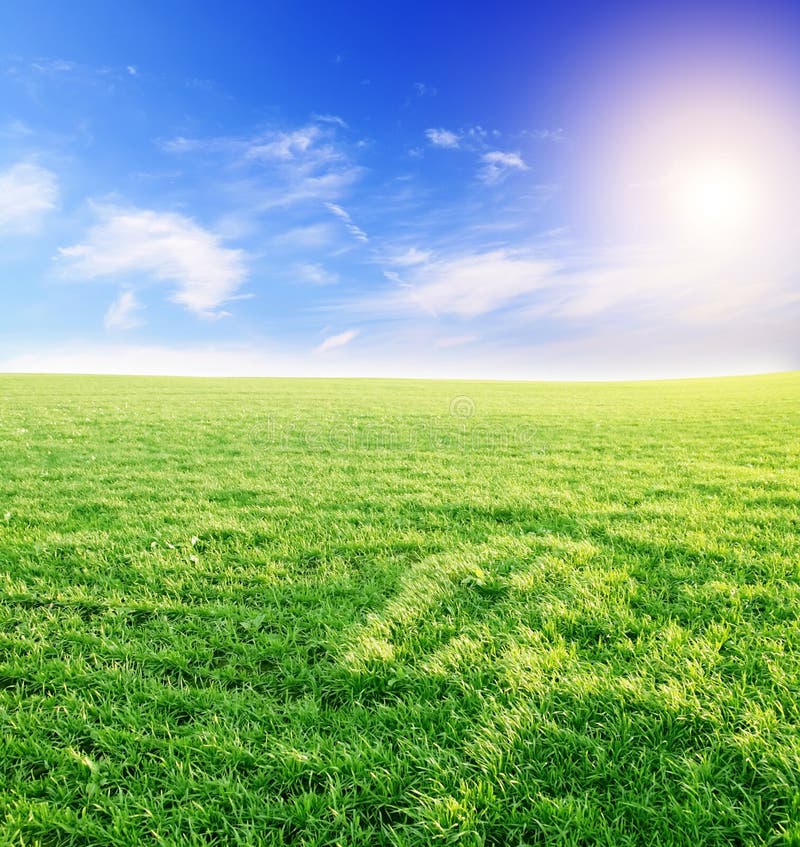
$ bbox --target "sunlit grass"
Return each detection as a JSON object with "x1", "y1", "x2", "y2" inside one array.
[{"x1": 1, "y1": 373, "x2": 799, "y2": 845}]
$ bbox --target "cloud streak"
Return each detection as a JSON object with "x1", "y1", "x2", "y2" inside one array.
[
  {"x1": 357, "y1": 251, "x2": 558, "y2": 318},
  {"x1": 315, "y1": 329, "x2": 359, "y2": 353},
  {"x1": 104, "y1": 290, "x2": 143, "y2": 330},
  {"x1": 325, "y1": 202, "x2": 368, "y2": 242},
  {"x1": 295, "y1": 262, "x2": 339, "y2": 285},
  {"x1": 162, "y1": 121, "x2": 362, "y2": 210}
]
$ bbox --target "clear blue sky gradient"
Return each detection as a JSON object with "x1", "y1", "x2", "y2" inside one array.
[{"x1": 1, "y1": 0, "x2": 799, "y2": 377}]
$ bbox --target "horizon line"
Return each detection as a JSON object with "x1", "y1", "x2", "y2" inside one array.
[{"x1": 1, "y1": 368, "x2": 796, "y2": 385}]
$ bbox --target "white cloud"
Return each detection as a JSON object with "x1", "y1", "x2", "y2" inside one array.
[
  {"x1": 245, "y1": 126, "x2": 326, "y2": 162},
  {"x1": 325, "y1": 202, "x2": 368, "y2": 242},
  {"x1": 425, "y1": 128, "x2": 460, "y2": 149},
  {"x1": 385, "y1": 247, "x2": 432, "y2": 266},
  {"x1": 126, "y1": 65, "x2": 138, "y2": 76},
  {"x1": 31, "y1": 59, "x2": 76, "y2": 74},
  {"x1": 104, "y1": 290, "x2": 143, "y2": 330},
  {"x1": 479, "y1": 151, "x2": 529, "y2": 184},
  {"x1": 0, "y1": 162, "x2": 59, "y2": 233},
  {"x1": 315, "y1": 329, "x2": 359, "y2": 353},
  {"x1": 159, "y1": 136, "x2": 201, "y2": 153},
  {"x1": 272, "y1": 223, "x2": 336, "y2": 249},
  {"x1": 59, "y1": 206, "x2": 247, "y2": 317},
  {"x1": 268, "y1": 169, "x2": 362, "y2": 208},
  {"x1": 244, "y1": 125, "x2": 360, "y2": 208},
  {"x1": 312, "y1": 113, "x2": 348, "y2": 128},
  {"x1": 359, "y1": 251, "x2": 557, "y2": 318},
  {"x1": 352, "y1": 241, "x2": 793, "y2": 329},
  {"x1": 295, "y1": 263, "x2": 339, "y2": 285},
  {"x1": 435, "y1": 335, "x2": 478, "y2": 348},
  {"x1": 325, "y1": 202, "x2": 351, "y2": 221},
  {"x1": 162, "y1": 122, "x2": 361, "y2": 209},
  {"x1": 542, "y1": 247, "x2": 797, "y2": 324},
  {"x1": 465, "y1": 125, "x2": 489, "y2": 141},
  {"x1": 526, "y1": 128, "x2": 565, "y2": 142}
]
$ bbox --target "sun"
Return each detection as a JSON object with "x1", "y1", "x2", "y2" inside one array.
[{"x1": 668, "y1": 158, "x2": 758, "y2": 237}]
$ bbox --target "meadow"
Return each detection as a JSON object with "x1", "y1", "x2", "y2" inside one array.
[{"x1": 0, "y1": 372, "x2": 798, "y2": 846}]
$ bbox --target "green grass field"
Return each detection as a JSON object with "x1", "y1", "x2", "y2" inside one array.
[{"x1": 1, "y1": 373, "x2": 799, "y2": 846}]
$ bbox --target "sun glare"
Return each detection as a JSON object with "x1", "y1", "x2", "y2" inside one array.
[
  {"x1": 669, "y1": 159, "x2": 757, "y2": 236},
  {"x1": 584, "y1": 72, "x2": 798, "y2": 257}
]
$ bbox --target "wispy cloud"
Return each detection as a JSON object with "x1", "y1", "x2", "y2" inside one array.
[
  {"x1": 162, "y1": 121, "x2": 362, "y2": 211},
  {"x1": 31, "y1": 58, "x2": 77, "y2": 74},
  {"x1": 0, "y1": 162, "x2": 59, "y2": 233},
  {"x1": 295, "y1": 262, "x2": 339, "y2": 285},
  {"x1": 435, "y1": 335, "x2": 478, "y2": 348},
  {"x1": 20, "y1": 57, "x2": 136, "y2": 85},
  {"x1": 413, "y1": 82, "x2": 437, "y2": 97},
  {"x1": 353, "y1": 242, "x2": 785, "y2": 330},
  {"x1": 159, "y1": 136, "x2": 202, "y2": 153},
  {"x1": 385, "y1": 247, "x2": 431, "y2": 266},
  {"x1": 424, "y1": 128, "x2": 532, "y2": 185},
  {"x1": 272, "y1": 223, "x2": 337, "y2": 249},
  {"x1": 325, "y1": 202, "x2": 368, "y2": 242},
  {"x1": 540, "y1": 247, "x2": 799, "y2": 324},
  {"x1": 315, "y1": 329, "x2": 359, "y2": 353},
  {"x1": 0, "y1": 120, "x2": 34, "y2": 139},
  {"x1": 524, "y1": 128, "x2": 565, "y2": 142},
  {"x1": 425, "y1": 128, "x2": 460, "y2": 149},
  {"x1": 479, "y1": 151, "x2": 529, "y2": 184},
  {"x1": 311, "y1": 113, "x2": 348, "y2": 128},
  {"x1": 59, "y1": 206, "x2": 247, "y2": 317},
  {"x1": 104, "y1": 290, "x2": 143, "y2": 330},
  {"x1": 424, "y1": 125, "x2": 500, "y2": 153},
  {"x1": 245, "y1": 126, "x2": 329, "y2": 162},
  {"x1": 356, "y1": 251, "x2": 557, "y2": 318}
]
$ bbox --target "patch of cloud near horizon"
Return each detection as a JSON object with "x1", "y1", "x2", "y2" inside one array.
[
  {"x1": 59, "y1": 206, "x2": 247, "y2": 317},
  {"x1": 436, "y1": 335, "x2": 478, "y2": 348},
  {"x1": 315, "y1": 329, "x2": 359, "y2": 353},
  {"x1": 104, "y1": 290, "x2": 143, "y2": 330},
  {"x1": 358, "y1": 243, "x2": 792, "y2": 330},
  {"x1": 361, "y1": 251, "x2": 558, "y2": 318},
  {"x1": 0, "y1": 162, "x2": 59, "y2": 233}
]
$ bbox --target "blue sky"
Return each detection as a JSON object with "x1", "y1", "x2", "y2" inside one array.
[{"x1": 1, "y1": 0, "x2": 799, "y2": 378}]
